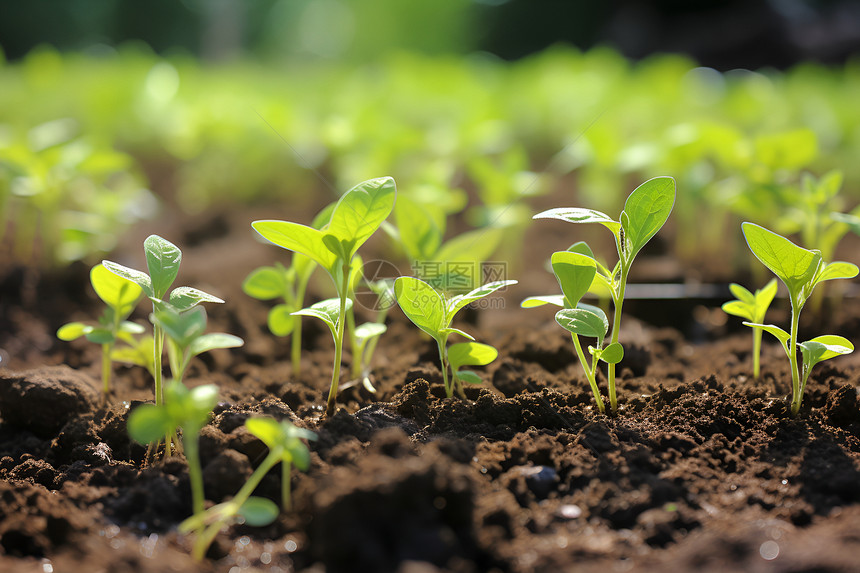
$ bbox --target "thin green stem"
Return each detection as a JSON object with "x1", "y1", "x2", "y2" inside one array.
[
  {"x1": 346, "y1": 298, "x2": 360, "y2": 379},
  {"x1": 571, "y1": 334, "x2": 605, "y2": 413},
  {"x1": 752, "y1": 329, "x2": 763, "y2": 379},
  {"x1": 607, "y1": 266, "x2": 629, "y2": 414},
  {"x1": 437, "y1": 337, "x2": 451, "y2": 398},
  {"x1": 153, "y1": 323, "x2": 164, "y2": 406},
  {"x1": 184, "y1": 430, "x2": 205, "y2": 515},
  {"x1": 325, "y1": 262, "x2": 351, "y2": 417},
  {"x1": 788, "y1": 298, "x2": 803, "y2": 416}
]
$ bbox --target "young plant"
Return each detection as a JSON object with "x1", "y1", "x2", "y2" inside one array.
[
  {"x1": 721, "y1": 279, "x2": 778, "y2": 378},
  {"x1": 178, "y1": 417, "x2": 316, "y2": 561},
  {"x1": 349, "y1": 278, "x2": 395, "y2": 392},
  {"x1": 102, "y1": 235, "x2": 224, "y2": 407},
  {"x1": 394, "y1": 277, "x2": 516, "y2": 398},
  {"x1": 741, "y1": 222, "x2": 857, "y2": 416},
  {"x1": 243, "y1": 203, "x2": 335, "y2": 378},
  {"x1": 128, "y1": 381, "x2": 219, "y2": 516},
  {"x1": 533, "y1": 177, "x2": 675, "y2": 413},
  {"x1": 57, "y1": 263, "x2": 144, "y2": 397},
  {"x1": 252, "y1": 177, "x2": 396, "y2": 416},
  {"x1": 522, "y1": 246, "x2": 622, "y2": 413}
]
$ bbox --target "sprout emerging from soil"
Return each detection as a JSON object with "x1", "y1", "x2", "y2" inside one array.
[
  {"x1": 721, "y1": 279, "x2": 777, "y2": 379},
  {"x1": 531, "y1": 177, "x2": 676, "y2": 413},
  {"x1": 741, "y1": 222, "x2": 857, "y2": 416},
  {"x1": 394, "y1": 277, "x2": 515, "y2": 398},
  {"x1": 57, "y1": 263, "x2": 144, "y2": 397},
  {"x1": 253, "y1": 177, "x2": 396, "y2": 416}
]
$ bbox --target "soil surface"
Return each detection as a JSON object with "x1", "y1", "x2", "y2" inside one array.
[{"x1": 1, "y1": 199, "x2": 859, "y2": 573}]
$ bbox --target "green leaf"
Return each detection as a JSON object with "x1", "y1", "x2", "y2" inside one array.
[
  {"x1": 144, "y1": 235, "x2": 182, "y2": 300},
  {"x1": 57, "y1": 322, "x2": 90, "y2": 341},
  {"x1": 394, "y1": 195, "x2": 442, "y2": 261},
  {"x1": 721, "y1": 300, "x2": 753, "y2": 321},
  {"x1": 119, "y1": 321, "x2": 146, "y2": 334},
  {"x1": 813, "y1": 261, "x2": 859, "y2": 287},
  {"x1": 354, "y1": 322, "x2": 387, "y2": 341},
  {"x1": 242, "y1": 266, "x2": 289, "y2": 300},
  {"x1": 169, "y1": 286, "x2": 224, "y2": 312},
  {"x1": 742, "y1": 222, "x2": 822, "y2": 297},
  {"x1": 244, "y1": 417, "x2": 283, "y2": 450},
  {"x1": 621, "y1": 176, "x2": 675, "y2": 260},
  {"x1": 599, "y1": 342, "x2": 624, "y2": 364},
  {"x1": 533, "y1": 207, "x2": 621, "y2": 236},
  {"x1": 831, "y1": 211, "x2": 860, "y2": 235},
  {"x1": 188, "y1": 333, "x2": 244, "y2": 358},
  {"x1": 440, "y1": 327, "x2": 475, "y2": 340},
  {"x1": 325, "y1": 177, "x2": 396, "y2": 260},
  {"x1": 394, "y1": 276, "x2": 445, "y2": 339},
  {"x1": 551, "y1": 250, "x2": 596, "y2": 308},
  {"x1": 90, "y1": 263, "x2": 142, "y2": 312},
  {"x1": 268, "y1": 304, "x2": 296, "y2": 337},
  {"x1": 84, "y1": 328, "x2": 115, "y2": 344},
  {"x1": 152, "y1": 304, "x2": 207, "y2": 349},
  {"x1": 252, "y1": 220, "x2": 337, "y2": 273},
  {"x1": 799, "y1": 335, "x2": 853, "y2": 368},
  {"x1": 743, "y1": 322, "x2": 791, "y2": 355},
  {"x1": 292, "y1": 298, "x2": 352, "y2": 334},
  {"x1": 448, "y1": 342, "x2": 498, "y2": 371},
  {"x1": 758, "y1": 279, "x2": 778, "y2": 310},
  {"x1": 445, "y1": 280, "x2": 517, "y2": 321},
  {"x1": 567, "y1": 241, "x2": 595, "y2": 258},
  {"x1": 728, "y1": 283, "x2": 755, "y2": 305},
  {"x1": 238, "y1": 497, "x2": 280, "y2": 527},
  {"x1": 128, "y1": 404, "x2": 173, "y2": 444},
  {"x1": 555, "y1": 307, "x2": 608, "y2": 339},
  {"x1": 520, "y1": 295, "x2": 565, "y2": 308},
  {"x1": 102, "y1": 260, "x2": 154, "y2": 299},
  {"x1": 456, "y1": 370, "x2": 484, "y2": 385}
]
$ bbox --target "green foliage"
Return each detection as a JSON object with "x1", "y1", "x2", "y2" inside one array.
[
  {"x1": 394, "y1": 276, "x2": 516, "y2": 398},
  {"x1": 741, "y1": 222, "x2": 858, "y2": 415},
  {"x1": 721, "y1": 279, "x2": 778, "y2": 378},
  {"x1": 57, "y1": 263, "x2": 144, "y2": 396},
  {"x1": 532, "y1": 177, "x2": 675, "y2": 413},
  {"x1": 253, "y1": 177, "x2": 396, "y2": 416}
]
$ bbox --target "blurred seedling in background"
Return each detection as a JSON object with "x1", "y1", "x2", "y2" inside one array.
[
  {"x1": 243, "y1": 203, "x2": 335, "y2": 379},
  {"x1": 179, "y1": 417, "x2": 316, "y2": 561},
  {"x1": 533, "y1": 177, "x2": 675, "y2": 413},
  {"x1": 741, "y1": 222, "x2": 857, "y2": 416},
  {"x1": 57, "y1": 263, "x2": 144, "y2": 398},
  {"x1": 522, "y1": 245, "x2": 622, "y2": 413},
  {"x1": 394, "y1": 276, "x2": 515, "y2": 398},
  {"x1": 721, "y1": 279, "x2": 777, "y2": 379},
  {"x1": 253, "y1": 177, "x2": 396, "y2": 416}
]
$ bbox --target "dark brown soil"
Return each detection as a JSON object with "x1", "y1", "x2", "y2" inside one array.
[{"x1": 1, "y1": 204, "x2": 859, "y2": 573}]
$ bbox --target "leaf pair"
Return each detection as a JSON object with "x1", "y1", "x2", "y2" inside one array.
[{"x1": 128, "y1": 381, "x2": 219, "y2": 443}]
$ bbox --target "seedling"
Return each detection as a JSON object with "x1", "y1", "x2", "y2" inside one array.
[
  {"x1": 533, "y1": 177, "x2": 675, "y2": 413},
  {"x1": 103, "y1": 235, "x2": 224, "y2": 407},
  {"x1": 110, "y1": 333, "x2": 156, "y2": 378},
  {"x1": 721, "y1": 279, "x2": 777, "y2": 378},
  {"x1": 252, "y1": 177, "x2": 396, "y2": 416},
  {"x1": 57, "y1": 263, "x2": 144, "y2": 397},
  {"x1": 243, "y1": 203, "x2": 335, "y2": 378},
  {"x1": 178, "y1": 417, "x2": 316, "y2": 561},
  {"x1": 394, "y1": 277, "x2": 516, "y2": 398},
  {"x1": 128, "y1": 381, "x2": 219, "y2": 516},
  {"x1": 349, "y1": 278, "x2": 395, "y2": 392},
  {"x1": 522, "y1": 246, "x2": 622, "y2": 413},
  {"x1": 741, "y1": 222, "x2": 857, "y2": 416}
]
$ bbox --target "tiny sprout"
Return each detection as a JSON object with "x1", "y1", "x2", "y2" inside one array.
[
  {"x1": 58, "y1": 263, "x2": 144, "y2": 397},
  {"x1": 721, "y1": 279, "x2": 777, "y2": 378},
  {"x1": 178, "y1": 417, "x2": 316, "y2": 561},
  {"x1": 253, "y1": 177, "x2": 396, "y2": 416},
  {"x1": 741, "y1": 222, "x2": 857, "y2": 415},
  {"x1": 394, "y1": 277, "x2": 516, "y2": 398},
  {"x1": 532, "y1": 177, "x2": 675, "y2": 413}
]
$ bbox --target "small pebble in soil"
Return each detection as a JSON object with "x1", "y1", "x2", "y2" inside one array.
[
  {"x1": 759, "y1": 540, "x2": 780, "y2": 560},
  {"x1": 557, "y1": 504, "x2": 582, "y2": 520},
  {"x1": 139, "y1": 533, "x2": 158, "y2": 558},
  {"x1": 40, "y1": 559, "x2": 52, "y2": 573},
  {"x1": 284, "y1": 539, "x2": 298, "y2": 552}
]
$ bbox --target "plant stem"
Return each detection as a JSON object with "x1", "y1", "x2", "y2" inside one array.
[
  {"x1": 752, "y1": 329, "x2": 762, "y2": 379},
  {"x1": 607, "y1": 267, "x2": 629, "y2": 414},
  {"x1": 325, "y1": 262, "x2": 351, "y2": 417},
  {"x1": 346, "y1": 299, "x2": 360, "y2": 379},
  {"x1": 571, "y1": 334, "x2": 605, "y2": 413},
  {"x1": 153, "y1": 323, "x2": 164, "y2": 406},
  {"x1": 184, "y1": 430, "x2": 205, "y2": 515},
  {"x1": 291, "y1": 279, "x2": 307, "y2": 379},
  {"x1": 788, "y1": 298, "x2": 803, "y2": 416},
  {"x1": 437, "y1": 337, "x2": 451, "y2": 398}
]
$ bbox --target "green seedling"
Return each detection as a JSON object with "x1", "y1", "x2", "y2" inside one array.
[
  {"x1": 533, "y1": 177, "x2": 675, "y2": 413},
  {"x1": 448, "y1": 342, "x2": 498, "y2": 388},
  {"x1": 522, "y1": 246, "x2": 622, "y2": 413},
  {"x1": 252, "y1": 177, "x2": 396, "y2": 416},
  {"x1": 178, "y1": 417, "x2": 316, "y2": 561},
  {"x1": 741, "y1": 222, "x2": 857, "y2": 416},
  {"x1": 394, "y1": 276, "x2": 516, "y2": 398},
  {"x1": 57, "y1": 263, "x2": 144, "y2": 397},
  {"x1": 128, "y1": 381, "x2": 219, "y2": 516},
  {"x1": 243, "y1": 203, "x2": 335, "y2": 378},
  {"x1": 348, "y1": 278, "x2": 395, "y2": 393},
  {"x1": 721, "y1": 279, "x2": 778, "y2": 378},
  {"x1": 103, "y1": 235, "x2": 224, "y2": 407},
  {"x1": 110, "y1": 333, "x2": 157, "y2": 378}
]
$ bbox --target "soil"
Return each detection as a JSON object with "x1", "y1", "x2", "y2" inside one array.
[{"x1": 1, "y1": 198, "x2": 859, "y2": 573}]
